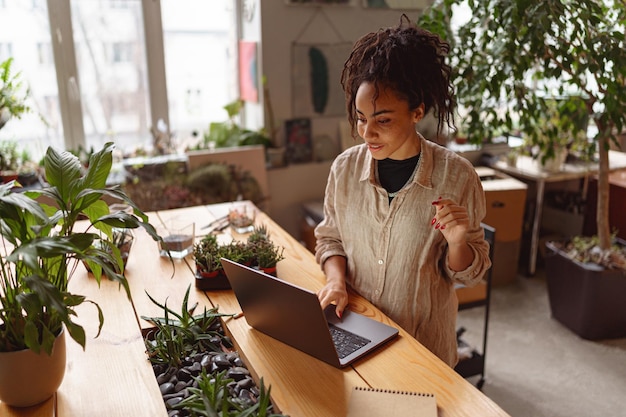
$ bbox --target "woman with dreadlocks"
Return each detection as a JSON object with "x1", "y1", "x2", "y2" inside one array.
[{"x1": 314, "y1": 15, "x2": 491, "y2": 367}]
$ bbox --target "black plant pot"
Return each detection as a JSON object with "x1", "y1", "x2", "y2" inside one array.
[{"x1": 545, "y1": 241, "x2": 626, "y2": 340}]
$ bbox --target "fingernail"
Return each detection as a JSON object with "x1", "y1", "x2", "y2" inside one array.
[
  {"x1": 441, "y1": 224, "x2": 446, "y2": 230},
  {"x1": 435, "y1": 223, "x2": 440, "y2": 229},
  {"x1": 338, "y1": 311, "x2": 342, "y2": 318},
  {"x1": 431, "y1": 217, "x2": 437, "y2": 225},
  {"x1": 431, "y1": 201, "x2": 439, "y2": 205}
]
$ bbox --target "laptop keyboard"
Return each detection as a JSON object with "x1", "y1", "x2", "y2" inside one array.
[{"x1": 329, "y1": 324, "x2": 371, "y2": 359}]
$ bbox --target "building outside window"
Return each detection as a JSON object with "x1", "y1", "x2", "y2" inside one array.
[{"x1": 0, "y1": 0, "x2": 238, "y2": 163}]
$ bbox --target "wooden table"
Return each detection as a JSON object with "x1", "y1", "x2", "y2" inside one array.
[
  {"x1": 491, "y1": 150, "x2": 626, "y2": 275},
  {"x1": 1, "y1": 203, "x2": 510, "y2": 417}
]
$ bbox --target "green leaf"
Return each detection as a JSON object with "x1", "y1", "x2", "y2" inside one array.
[
  {"x1": 65, "y1": 321, "x2": 87, "y2": 350},
  {"x1": 44, "y1": 146, "x2": 82, "y2": 204}
]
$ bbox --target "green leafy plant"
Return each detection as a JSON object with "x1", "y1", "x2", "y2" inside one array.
[
  {"x1": 418, "y1": 0, "x2": 626, "y2": 252},
  {"x1": 142, "y1": 285, "x2": 286, "y2": 417},
  {"x1": 247, "y1": 224, "x2": 270, "y2": 245},
  {"x1": 193, "y1": 234, "x2": 223, "y2": 274},
  {"x1": 194, "y1": 236, "x2": 254, "y2": 275},
  {"x1": 143, "y1": 285, "x2": 233, "y2": 367},
  {"x1": 249, "y1": 241, "x2": 284, "y2": 271},
  {"x1": 195, "y1": 99, "x2": 272, "y2": 150},
  {"x1": 247, "y1": 225, "x2": 284, "y2": 270},
  {"x1": 193, "y1": 226, "x2": 284, "y2": 275},
  {"x1": 0, "y1": 142, "x2": 163, "y2": 354},
  {"x1": 0, "y1": 57, "x2": 30, "y2": 130},
  {"x1": 174, "y1": 371, "x2": 283, "y2": 417},
  {"x1": 0, "y1": 140, "x2": 20, "y2": 172}
]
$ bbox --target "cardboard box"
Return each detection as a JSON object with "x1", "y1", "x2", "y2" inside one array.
[
  {"x1": 456, "y1": 281, "x2": 487, "y2": 305},
  {"x1": 476, "y1": 167, "x2": 528, "y2": 242},
  {"x1": 476, "y1": 167, "x2": 528, "y2": 285},
  {"x1": 491, "y1": 240, "x2": 523, "y2": 286}
]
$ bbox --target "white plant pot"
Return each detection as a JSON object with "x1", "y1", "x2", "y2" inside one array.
[
  {"x1": 0, "y1": 329, "x2": 66, "y2": 407},
  {"x1": 540, "y1": 148, "x2": 568, "y2": 172}
]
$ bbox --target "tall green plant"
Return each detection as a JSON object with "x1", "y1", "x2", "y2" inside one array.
[
  {"x1": 418, "y1": 0, "x2": 626, "y2": 250},
  {"x1": 0, "y1": 142, "x2": 162, "y2": 354}
]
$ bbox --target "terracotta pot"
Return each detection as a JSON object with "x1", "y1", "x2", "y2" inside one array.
[
  {"x1": 195, "y1": 267, "x2": 231, "y2": 290},
  {"x1": 260, "y1": 266, "x2": 277, "y2": 276},
  {"x1": 0, "y1": 328, "x2": 66, "y2": 407},
  {"x1": 0, "y1": 171, "x2": 18, "y2": 184},
  {"x1": 198, "y1": 269, "x2": 220, "y2": 279}
]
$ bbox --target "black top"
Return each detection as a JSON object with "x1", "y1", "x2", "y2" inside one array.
[{"x1": 378, "y1": 154, "x2": 420, "y2": 197}]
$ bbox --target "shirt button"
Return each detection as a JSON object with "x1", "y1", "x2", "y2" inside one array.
[
  {"x1": 375, "y1": 289, "x2": 380, "y2": 295},
  {"x1": 378, "y1": 259, "x2": 384, "y2": 265}
]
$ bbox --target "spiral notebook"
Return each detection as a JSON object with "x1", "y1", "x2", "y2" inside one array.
[{"x1": 346, "y1": 387, "x2": 436, "y2": 417}]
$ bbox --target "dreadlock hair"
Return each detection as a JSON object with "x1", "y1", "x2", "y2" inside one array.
[{"x1": 341, "y1": 14, "x2": 455, "y2": 139}]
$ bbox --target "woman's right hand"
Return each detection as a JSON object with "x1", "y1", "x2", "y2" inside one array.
[{"x1": 317, "y1": 256, "x2": 349, "y2": 318}]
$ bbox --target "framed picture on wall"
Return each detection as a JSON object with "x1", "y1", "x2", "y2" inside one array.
[
  {"x1": 362, "y1": 0, "x2": 430, "y2": 8},
  {"x1": 285, "y1": 118, "x2": 313, "y2": 164}
]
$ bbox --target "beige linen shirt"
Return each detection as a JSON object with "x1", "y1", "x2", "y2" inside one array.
[{"x1": 314, "y1": 136, "x2": 491, "y2": 367}]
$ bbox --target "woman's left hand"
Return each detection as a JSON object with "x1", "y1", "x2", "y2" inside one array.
[{"x1": 431, "y1": 197, "x2": 470, "y2": 245}]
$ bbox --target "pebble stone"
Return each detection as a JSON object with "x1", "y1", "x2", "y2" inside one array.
[{"x1": 149, "y1": 321, "x2": 276, "y2": 416}]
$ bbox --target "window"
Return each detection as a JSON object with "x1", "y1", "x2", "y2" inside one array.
[
  {"x1": 161, "y1": 0, "x2": 238, "y2": 150},
  {"x1": 0, "y1": 0, "x2": 239, "y2": 162}
]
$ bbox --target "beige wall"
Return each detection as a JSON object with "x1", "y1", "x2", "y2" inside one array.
[{"x1": 252, "y1": 3, "x2": 422, "y2": 241}]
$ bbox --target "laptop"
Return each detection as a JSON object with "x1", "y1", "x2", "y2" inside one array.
[{"x1": 220, "y1": 258, "x2": 399, "y2": 368}]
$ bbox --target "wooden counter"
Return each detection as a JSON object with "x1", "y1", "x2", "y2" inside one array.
[{"x1": 1, "y1": 203, "x2": 511, "y2": 417}]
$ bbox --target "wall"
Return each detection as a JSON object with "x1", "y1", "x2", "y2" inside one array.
[{"x1": 246, "y1": 2, "x2": 422, "y2": 239}]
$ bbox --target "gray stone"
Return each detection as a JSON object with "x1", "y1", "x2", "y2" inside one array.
[{"x1": 159, "y1": 382, "x2": 175, "y2": 395}]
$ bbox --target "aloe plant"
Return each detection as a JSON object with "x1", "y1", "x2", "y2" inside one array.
[
  {"x1": 142, "y1": 285, "x2": 286, "y2": 417},
  {"x1": 174, "y1": 371, "x2": 283, "y2": 417},
  {"x1": 0, "y1": 142, "x2": 163, "y2": 354},
  {"x1": 142, "y1": 285, "x2": 233, "y2": 367}
]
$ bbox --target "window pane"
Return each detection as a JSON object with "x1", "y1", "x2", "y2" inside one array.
[
  {"x1": 71, "y1": 0, "x2": 151, "y2": 156},
  {"x1": 0, "y1": 1, "x2": 63, "y2": 164},
  {"x1": 161, "y1": 0, "x2": 238, "y2": 149}
]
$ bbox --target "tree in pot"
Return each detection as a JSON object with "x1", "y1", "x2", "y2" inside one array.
[
  {"x1": 418, "y1": 0, "x2": 626, "y2": 250},
  {"x1": 0, "y1": 142, "x2": 162, "y2": 406},
  {"x1": 418, "y1": 0, "x2": 626, "y2": 338}
]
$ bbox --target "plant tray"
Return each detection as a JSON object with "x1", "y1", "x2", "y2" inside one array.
[
  {"x1": 195, "y1": 271, "x2": 231, "y2": 291},
  {"x1": 545, "y1": 241, "x2": 626, "y2": 340}
]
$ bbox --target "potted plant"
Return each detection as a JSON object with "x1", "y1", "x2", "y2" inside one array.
[
  {"x1": 82, "y1": 227, "x2": 135, "y2": 275},
  {"x1": 0, "y1": 57, "x2": 30, "y2": 131},
  {"x1": 0, "y1": 142, "x2": 162, "y2": 407},
  {"x1": 192, "y1": 99, "x2": 272, "y2": 151},
  {"x1": 248, "y1": 225, "x2": 284, "y2": 276},
  {"x1": 193, "y1": 235, "x2": 252, "y2": 290},
  {"x1": 141, "y1": 285, "x2": 286, "y2": 416},
  {"x1": 418, "y1": 0, "x2": 626, "y2": 339},
  {"x1": 194, "y1": 234, "x2": 222, "y2": 278},
  {"x1": 526, "y1": 97, "x2": 592, "y2": 171},
  {"x1": 0, "y1": 140, "x2": 20, "y2": 181},
  {"x1": 544, "y1": 236, "x2": 626, "y2": 339}
]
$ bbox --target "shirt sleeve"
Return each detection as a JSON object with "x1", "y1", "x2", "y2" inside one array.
[
  {"x1": 443, "y1": 166, "x2": 492, "y2": 287},
  {"x1": 314, "y1": 159, "x2": 347, "y2": 269}
]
